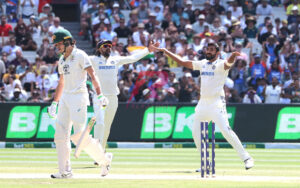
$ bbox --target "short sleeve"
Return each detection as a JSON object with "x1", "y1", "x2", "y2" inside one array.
[
  {"x1": 192, "y1": 61, "x2": 202, "y2": 71},
  {"x1": 80, "y1": 51, "x2": 92, "y2": 69},
  {"x1": 58, "y1": 61, "x2": 63, "y2": 75}
]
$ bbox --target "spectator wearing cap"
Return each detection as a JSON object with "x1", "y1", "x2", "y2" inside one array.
[
  {"x1": 2, "y1": 38, "x2": 22, "y2": 60},
  {"x1": 145, "y1": 12, "x2": 157, "y2": 34},
  {"x1": 286, "y1": 0, "x2": 300, "y2": 15},
  {"x1": 184, "y1": 0, "x2": 194, "y2": 20},
  {"x1": 256, "y1": 0, "x2": 273, "y2": 16},
  {"x1": 192, "y1": 14, "x2": 208, "y2": 34},
  {"x1": 222, "y1": 11, "x2": 236, "y2": 28},
  {"x1": 192, "y1": 34, "x2": 202, "y2": 52},
  {"x1": 109, "y1": 2, "x2": 125, "y2": 30},
  {"x1": 127, "y1": 9, "x2": 139, "y2": 28},
  {"x1": 10, "y1": 87, "x2": 23, "y2": 102},
  {"x1": 48, "y1": 17, "x2": 64, "y2": 37},
  {"x1": 0, "y1": 16, "x2": 13, "y2": 37},
  {"x1": 100, "y1": 19, "x2": 117, "y2": 41},
  {"x1": 20, "y1": 0, "x2": 35, "y2": 18},
  {"x1": 137, "y1": 1, "x2": 149, "y2": 22},
  {"x1": 164, "y1": 87, "x2": 178, "y2": 103},
  {"x1": 152, "y1": 4, "x2": 164, "y2": 22},
  {"x1": 228, "y1": 1, "x2": 243, "y2": 20},
  {"x1": 39, "y1": 4, "x2": 55, "y2": 28},
  {"x1": 288, "y1": 6, "x2": 299, "y2": 25},
  {"x1": 184, "y1": 24, "x2": 194, "y2": 44},
  {"x1": 114, "y1": 18, "x2": 132, "y2": 38},
  {"x1": 28, "y1": 15, "x2": 41, "y2": 38},
  {"x1": 243, "y1": 16, "x2": 258, "y2": 38},
  {"x1": 132, "y1": 23, "x2": 149, "y2": 46}
]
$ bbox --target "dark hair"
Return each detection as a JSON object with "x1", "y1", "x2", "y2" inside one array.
[{"x1": 207, "y1": 42, "x2": 220, "y2": 52}]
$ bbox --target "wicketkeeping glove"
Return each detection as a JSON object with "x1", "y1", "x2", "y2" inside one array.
[
  {"x1": 97, "y1": 94, "x2": 109, "y2": 109},
  {"x1": 47, "y1": 101, "x2": 58, "y2": 119}
]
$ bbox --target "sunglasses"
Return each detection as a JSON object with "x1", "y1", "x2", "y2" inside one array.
[{"x1": 101, "y1": 44, "x2": 112, "y2": 48}]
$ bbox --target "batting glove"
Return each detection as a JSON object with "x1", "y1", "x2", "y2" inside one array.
[
  {"x1": 47, "y1": 101, "x2": 58, "y2": 119},
  {"x1": 97, "y1": 94, "x2": 109, "y2": 109}
]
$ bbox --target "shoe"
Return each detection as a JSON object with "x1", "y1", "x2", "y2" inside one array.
[
  {"x1": 244, "y1": 158, "x2": 254, "y2": 170},
  {"x1": 51, "y1": 171, "x2": 73, "y2": 179},
  {"x1": 101, "y1": 153, "x2": 113, "y2": 177},
  {"x1": 94, "y1": 161, "x2": 99, "y2": 166},
  {"x1": 195, "y1": 168, "x2": 201, "y2": 172}
]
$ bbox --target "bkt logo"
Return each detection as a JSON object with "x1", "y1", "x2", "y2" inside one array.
[
  {"x1": 6, "y1": 106, "x2": 94, "y2": 139},
  {"x1": 140, "y1": 106, "x2": 236, "y2": 140},
  {"x1": 275, "y1": 107, "x2": 300, "y2": 140}
]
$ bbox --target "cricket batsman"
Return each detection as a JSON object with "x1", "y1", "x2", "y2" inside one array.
[
  {"x1": 153, "y1": 42, "x2": 254, "y2": 170},
  {"x1": 89, "y1": 39, "x2": 159, "y2": 164},
  {"x1": 47, "y1": 29, "x2": 111, "y2": 178}
]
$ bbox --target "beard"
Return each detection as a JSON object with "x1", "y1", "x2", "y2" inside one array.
[{"x1": 205, "y1": 53, "x2": 216, "y2": 60}]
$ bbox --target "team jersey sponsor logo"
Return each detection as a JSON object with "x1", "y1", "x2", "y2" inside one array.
[
  {"x1": 99, "y1": 65, "x2": 115, "y2": 70},
  {"x1": 201, "y1": 71, "x2": 214, "y2": 76}
]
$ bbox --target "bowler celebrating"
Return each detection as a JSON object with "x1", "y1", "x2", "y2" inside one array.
[{"x1": 153, "y1": 42, "x2": 254, "y2": 170}]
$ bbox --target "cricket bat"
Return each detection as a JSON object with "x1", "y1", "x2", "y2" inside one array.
[{"x1": 74, "y1": 116, "x2": 96, "y2": 158}]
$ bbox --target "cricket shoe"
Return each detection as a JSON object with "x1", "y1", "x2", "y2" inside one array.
[
  {"x1": 101, "y1": 152, "x2": 113, "y2": 177},
  {"x1": 244, "y1": 158, "x2": 254, "y2": 170},
  {"x1": 195, "y1": 168, "x2": 201, "y2": 172},
  {"x1": 51, "y1": 171, "x2": 73, "y2": 179}
]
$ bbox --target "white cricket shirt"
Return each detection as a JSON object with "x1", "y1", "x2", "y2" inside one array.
[
  {"x1": 192, "y1": 58, "x2": 229, "y2": 98},
  {"x1": 90, "y1": 48, "x2": 149, "y2": 95},
  {"x1": 58, "y1": 47, "x2": 92, "y2": 94},
  {"x1": 265, "y1": 85, "x2": 281, "y2": 103}
]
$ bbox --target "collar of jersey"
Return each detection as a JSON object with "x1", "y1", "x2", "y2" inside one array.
[{"x1": 63, "y1": 46, "x2": 77, "y2": 61}]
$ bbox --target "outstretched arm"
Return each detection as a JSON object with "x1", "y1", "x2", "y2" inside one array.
[
  {"x1": 155, "y1": 47, "x2": 193, "y2": 69},
  {"x1": 225, "y1": 51, "x2": 241, "y2": 70},
  {"x1": 118, "y1": 42, "x2": 160, "y2": 65}
]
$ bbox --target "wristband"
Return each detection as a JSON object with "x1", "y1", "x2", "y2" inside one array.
[{"x1": 225, "y1": 61, "x2": 233, "y2": 67}]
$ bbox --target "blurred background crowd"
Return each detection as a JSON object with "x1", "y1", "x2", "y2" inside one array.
[{"x1": 0, "y1": 0, "x2": 299, "y2": 104}]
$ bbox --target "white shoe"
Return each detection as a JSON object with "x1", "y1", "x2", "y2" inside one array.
[
  {"x1": 244, "y1": 158, "x2": 254, "y2": 170},
  {"x1": 195, "y1": 168, "x2": 201, "y2": 172},
  {"x1": 51, "y1": 171, "x2": 73, "y2": 179},
  {"x1": 101, "y1": 153, "x2": 113, "y2": 177}
]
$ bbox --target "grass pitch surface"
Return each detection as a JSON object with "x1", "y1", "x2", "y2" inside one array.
[{"x1": 0, "y1": 148, "x2": 299, "y2": 188}]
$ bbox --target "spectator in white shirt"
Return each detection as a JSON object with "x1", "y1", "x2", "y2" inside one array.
[
  {"x1": 20, "y1": 0, "x2": 35, "y2": 19},
  {"x1": 48, "y1": 17, "x2": 64, "y2": 37},
  {"x1": 263, "y1": 77, "x2": 282, "y2": 103},
  {"x1": 256, "y1": 0, "x2": 273, "y2": 16},
  {"x1": 132, "y1": 23, "x2": 149, "y2": 46},
  {"x1": 100, "y1": 19, "x2": 117, "y2": 41},
  {"x1": 192, "y1": 14, "x2": 208, "y2": 34},
  {"x1": 227, "y1": 1, "x2": 243, "y2": 20},
  {"x1": 2, "y1": 38, "x2": 22, "y2": 61},
  {"x1": 243, "y1": 88, "x2": 262, "y2": 103}
]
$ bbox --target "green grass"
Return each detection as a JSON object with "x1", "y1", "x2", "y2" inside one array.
[{"x1": 0, "y1": 148, "x2": 300, "y2": 187}]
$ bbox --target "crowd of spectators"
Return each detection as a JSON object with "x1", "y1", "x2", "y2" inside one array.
[{"x1": 0, "y1": 0, "x2": 299, "y2": 104}]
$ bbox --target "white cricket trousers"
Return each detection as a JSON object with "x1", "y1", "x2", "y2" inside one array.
[
  {"x1": 93, "y1": 95, "x2": 118, "y2": 148},
  {"x1": 192, "y1": 96, "x2": 251, "y2": 161},
  {"x1": 54, "y1": 92, "x2": 88, "y2": 174}
]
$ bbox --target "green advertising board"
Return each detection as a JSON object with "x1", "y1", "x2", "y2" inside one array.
[
  {"x1": 140, "y1": 106, "x2": 236, "y2": 140},
  {"x1": 275, "y1": 107, "x2": 300, "y2": 140}
]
